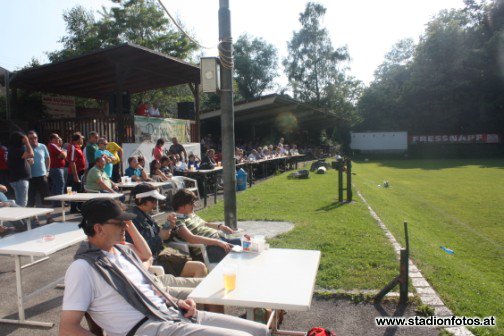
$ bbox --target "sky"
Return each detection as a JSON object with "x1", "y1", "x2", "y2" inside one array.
[{"x1": 0, "y1": 0, "x2": 465, "y2": 86}]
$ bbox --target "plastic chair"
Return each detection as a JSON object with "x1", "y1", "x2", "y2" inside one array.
[
  {"x1": 171, "y1": 176, "x2": 200, "y2": 200},
  {"x1": 167, "y1": 237, "x2": 217, "y2": 271}
]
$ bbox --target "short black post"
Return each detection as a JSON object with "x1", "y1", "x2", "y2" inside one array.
[
  {"x1": 338, "y1": 161, "x2": 344, "y2": 203},
  {"x1": 346, "y1": 159, "x2": 352, "y2": 202},
  {"x1": 399, "y1": 222, "x2": 409, "y2": 304}
]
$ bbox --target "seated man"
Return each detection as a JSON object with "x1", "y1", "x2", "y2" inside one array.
[
  {"x1": 0, "y1": 184, "x2": 26, "y2": 234},
  {"x1": 127, "y1": 183, "x2": 207, "y2": 279},
  {"x1": 85, "y1": 156, "x2": 120, "y2": 194},
  {"x1": 172, "y1": 189, "x2": 243, "y2": 263},
  {"x1": 125, "y1": 156, "x2": 151, "y2": 182},
  {"x1": 60, "y1": 198, "x2": 268, "y2": 336}
]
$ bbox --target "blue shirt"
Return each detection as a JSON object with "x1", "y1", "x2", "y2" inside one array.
[
  {"x1": 95, "y1": 149, "x2": 114, "y2": 177},
  {"x1": 31, "y1": 144, "x2": 49, "y2": 177},
  {"x1": 125, "y1": 166, "x2": 142, "y2": 178}
]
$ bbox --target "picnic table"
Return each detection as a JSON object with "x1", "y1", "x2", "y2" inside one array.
[
  {"x1": 189, "y1": 248, "x2": 321, "y2": 335},
  {"x1": 0, "y1": 222, "x2": 86, "y2": 327},
  {"x1": 45, "y1": 193, "x2": 124, "y2": 222},
  {"x1": 0, "y1": 207, "x2": 54, "y2": 230}
]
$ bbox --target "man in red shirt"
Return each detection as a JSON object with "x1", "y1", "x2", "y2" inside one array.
[
  {"x1": 48, "y1": 133, "x2": 67, "y2": 206},
  {"x1": 67, "y1": 132, "x2": 86, "y2": 213}
]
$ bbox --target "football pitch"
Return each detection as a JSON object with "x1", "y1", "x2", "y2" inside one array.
[{"x1": 352, "y1": 159, "x2": 504, "y2": 336}]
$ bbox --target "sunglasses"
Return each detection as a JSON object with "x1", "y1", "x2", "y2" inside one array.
[{"x1": 103, "y1": 220, "x2": 127, "y2": 227}]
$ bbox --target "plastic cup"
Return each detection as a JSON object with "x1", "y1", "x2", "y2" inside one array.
[
  {"x1": 66, "y1": 187, "x2": 72, "y2": 195},
  {"x1": 223, "y1": 264, "x2": 237, "y2": 292},
  {"x1": 217, "y1": 161, "x2": 222, "y2": 167}
]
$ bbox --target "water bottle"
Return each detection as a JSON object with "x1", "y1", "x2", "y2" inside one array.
[{"x1": 440, "y1": 246, "x2": 454, "y2": 254}]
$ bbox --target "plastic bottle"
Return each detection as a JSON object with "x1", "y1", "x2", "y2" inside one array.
[
  {"x1": 236, "y1": 168, "x2": 248, "y2": 191},
  {"x1": 440, "y1": 246, "x2": 454, "y2": 254}
]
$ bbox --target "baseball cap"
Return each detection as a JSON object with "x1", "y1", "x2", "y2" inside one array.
[
  {"x1": 79, "y1": 198, "x2": 136, "y2": 229},
  {"x1": 132, "y1": 183, "x2": 166, "y2": 200}
]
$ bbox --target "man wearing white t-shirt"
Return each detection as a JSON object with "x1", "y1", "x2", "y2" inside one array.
[{"x1": 60, "y1": 198, "x2": 268, "y2": 336}]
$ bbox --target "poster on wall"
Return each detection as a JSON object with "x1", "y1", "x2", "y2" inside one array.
[
  {"x1": 42, "y1": 95, "x2": 76, "y2": 118},
  {"x1": 134, "y1": 116, "x2": 190, "y2": 143},
  {"x1": 122, "y1": 142, "x2": 201, "y2": 174}
]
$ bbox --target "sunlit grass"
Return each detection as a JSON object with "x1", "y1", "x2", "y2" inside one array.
[
  {"x1": 351, "y1": 159, "x2": 504, "y2": 336},
  {"x1": 199, "y1": 168, "x2": 398, "y2": 290}
]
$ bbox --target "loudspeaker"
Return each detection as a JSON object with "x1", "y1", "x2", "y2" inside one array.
[
  {"x1": 108, "y1": 92, "x2": 131, "y2": 114},
  {"x1": 177, "y1": 102, "x2": 195, "y2": 120}
]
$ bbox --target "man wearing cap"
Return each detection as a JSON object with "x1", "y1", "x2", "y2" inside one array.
[
  {"x1": 60, "y1": 198, "x2": 268, "y2": 336},
  {"x1": 127, "y1": 184, "x2": 207, "y2": 281}
]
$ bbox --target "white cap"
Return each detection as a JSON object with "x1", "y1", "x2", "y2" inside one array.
[{"x1": 135, "y1": 190, "x2": 166, "y2": 200}]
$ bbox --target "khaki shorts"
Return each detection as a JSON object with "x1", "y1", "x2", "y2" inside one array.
[{"x1": 156, "y1": 274, "x2": 203, "y2": 300}]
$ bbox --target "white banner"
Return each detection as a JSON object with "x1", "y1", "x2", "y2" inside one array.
[
  {"x1": 122, "y1": 142, "x2": 201, "y2": 174},
  {"x1": 134, "y1": 116, "x2": 190, "y2": 144},
  {"x1": 42, "y1": 95, "x2": 75, "y2": 118}
]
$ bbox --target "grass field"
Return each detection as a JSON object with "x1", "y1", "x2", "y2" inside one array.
[
  {"x1": 351, "y1": 159, "x2": 504, "y2": 336},
  {"x1": 198, "y1": 159, "x2": 503, "y2": 335},
  {"x1": 199, "y1": 168, "x2": 398, "y2": 290}
]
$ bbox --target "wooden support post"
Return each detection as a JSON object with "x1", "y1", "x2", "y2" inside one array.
[
  {"x1": 338, "y1": 161, "x2": 344, "y2": 203},
  {"x1": 346, "y1": 159, "x2": 352, "y2": 202}
]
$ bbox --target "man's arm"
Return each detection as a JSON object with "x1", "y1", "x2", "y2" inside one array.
[
  {"x1": 98, "y1": 178, "x2": 115, "y2": 193},
  {"x1": 125, "y1": 220, "x2": 153, "y2": 262},
  {"x1": 176, "y1": 226, "x2": 232, "y2": 252},
  {"x1": 45, "y1": 148, "x2": 51, "y2": 173},
  {"x1": 59, "y1": 310, "x2": 93, "y2": 336},
  {"x1": 205, "y1": 222, "x2": 235, "y2": 234},
  {"x1": 21, "y1": 136, "x2": 34, "y2": 159}
]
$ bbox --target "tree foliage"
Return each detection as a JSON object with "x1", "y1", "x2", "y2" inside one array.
[
  {"x1": 48, "y1": 0, "x2": 197, "y2": 62},
  {"x1": 283, "y1": 2, "x2": 350, "y2": 107},
  {"x1": 234, "y1": 34, "x2": 279, "y2": 100},
  {"x1": 357, "y1": 0, "x2": 504, "y2": 134}
]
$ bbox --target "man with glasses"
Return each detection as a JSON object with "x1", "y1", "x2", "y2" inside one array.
[
  {"x1": 172, "y1": 189, "x2": 243, "y2": 263},
  {"x1": 27, "y1": 130, "x2": 53, "y2": 223},
  {"x1": 60, "y1": 198, "x2": 268, "y2": 336},
  {"x1": 127, "y1": 184, "x2": 207, "y2": 297}
]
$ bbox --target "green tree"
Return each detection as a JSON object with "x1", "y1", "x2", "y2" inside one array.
[
  {"x1": 283, "y1": 2, "x2": 349, "y2": 107},
  {"x1": 49, "y1": 0, "x2": 197, "y2": 62},
  {"x1": 234, "y1": 34, "x2": 278, "y2": 99}
]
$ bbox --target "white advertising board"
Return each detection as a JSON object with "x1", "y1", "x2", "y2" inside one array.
[{"x1": 350, "y1": 132, "x2": 408, "y2": 152}]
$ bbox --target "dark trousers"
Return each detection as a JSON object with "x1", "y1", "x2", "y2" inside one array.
[
  {"x1": 112, "y1": 163, "x2": 121, "y2": 183},
  {"x1": 206, "y1": 237, "x2": 242, "y2": 263},
  {"x1": 67, "y1": 173, "x2": 83, "y2": 212},
  {"x1": 27, "y1": 175, "x2": 51, "y2": 208}
]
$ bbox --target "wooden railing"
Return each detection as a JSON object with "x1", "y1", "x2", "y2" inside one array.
[{"x1": 38, "y1": 115, "x2": 135, "y2": 144}]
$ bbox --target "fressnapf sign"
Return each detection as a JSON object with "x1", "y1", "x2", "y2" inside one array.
[
  {"x1": 42, "y1": 95, "x2": 76, "y2": 118},
  {"x1": 409, "y1": 134, "x2": 500, "y2": 144}
]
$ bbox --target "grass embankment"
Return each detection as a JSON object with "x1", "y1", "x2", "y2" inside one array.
[
  {"x1": 199, "y1": 168, "x2": 397, "y2": 290},
  {"x1": 352, "y1": 159, "x2": 504, "y2": 336}
]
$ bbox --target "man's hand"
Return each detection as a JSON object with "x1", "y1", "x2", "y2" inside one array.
[
  {"x1": 159, "y1": 228, "x2": 172, "y2": 241},
  {"x1": 166, "y1": 213, "x2": 177, "y2": 227},
  {"x1": 0, "y1": 185, "x2": 7, "y2": 193},
  {"x1": 177, "y1": 299, "x2": 197, "y2": 318},
  {"x1": 216, "y1": 240, "x2": 233, "y2": 252},
  {"x1": 112, "y1": 183, "x2": 119, "y2": 191},
  {"x1": 219, "y1": 225, "x2": 235, "y2": 234},
  {"x1": 73, "y1": 176, "x2": 80, "y2": 183}
]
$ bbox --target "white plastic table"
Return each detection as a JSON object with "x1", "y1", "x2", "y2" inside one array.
[
  {"x1": 45, "y1": 193, "x2": 124, "y2": 222},
  {"x1": 189, "y1": 248, "x2": 321, "y2": 335},
  {"x1": 0, "y1": 222, "x2": 86, "y2": 327},
  {"x1": 0, "y1": 207, "x2": 54, "y2": 230},
  {"x1": 118, "y1": 181, "x2": 171, "y2": 189}
]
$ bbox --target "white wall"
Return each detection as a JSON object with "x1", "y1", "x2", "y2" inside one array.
[{"x1": 350, "y1": 132, "x2": 408, "y2": 152}]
